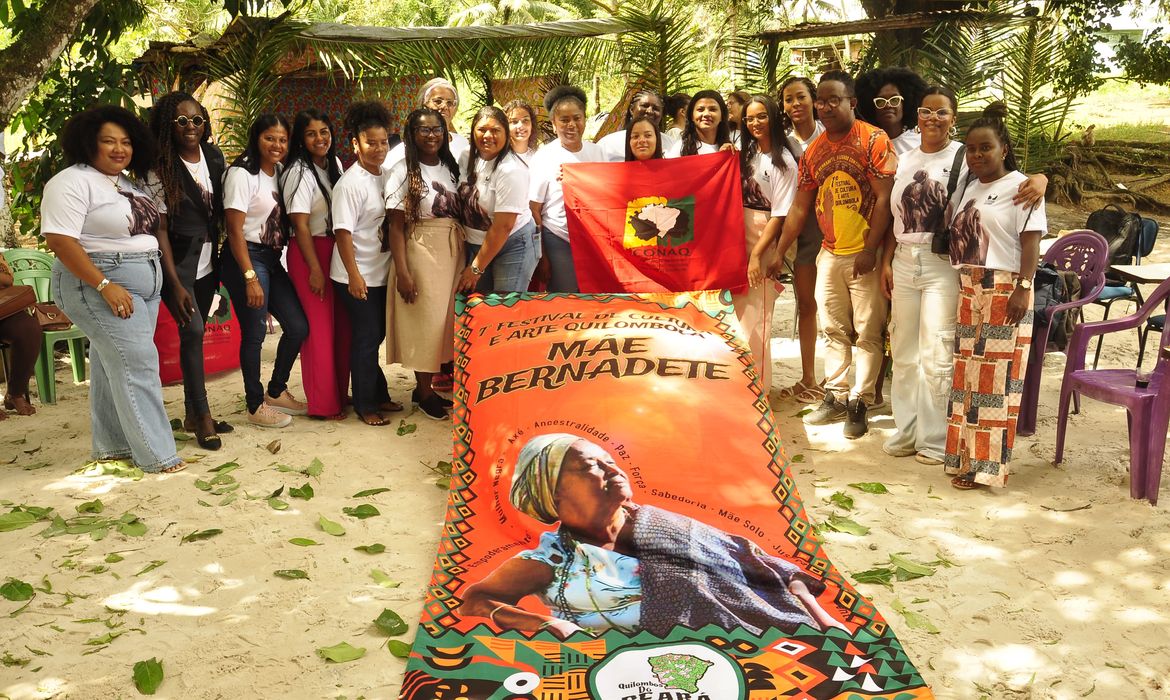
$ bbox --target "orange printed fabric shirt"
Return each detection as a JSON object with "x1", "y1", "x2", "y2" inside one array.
[{"x1": 797, "y1": 120, "x2": 898, "y2": 255}]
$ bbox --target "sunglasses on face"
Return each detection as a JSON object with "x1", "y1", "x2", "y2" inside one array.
[
  {"x1": 916, "y1": 107, "x2": 954, "y2": 120},
  {"x1": 873, "y1": 96, "x2": 904, "y2": 109},
  {"x1": 414, "y1": 125, "x2": 444, "y2": 137},
  {"x1": 173, "y1": 115, "x2": 206, "y2": 128}
]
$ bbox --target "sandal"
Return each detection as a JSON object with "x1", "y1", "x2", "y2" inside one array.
[
  {"x1": 184, "y1": 417, "x2": 234, "y2": 434},
  {"x1": 794, "y1": 383, "x2": 826, "y2": 404},
  {"x1": 379, "y1": 400, "x2": 405, "y2": 413},
  {"x1": 777, "y1": 381, "x2": 817, "y2": 400},
  {"x1": 359, "y1": 412, "x2": 390, "y2": 427},
  {"x1": 950, "y1": 475, "x2": 982, "y2": 490},
  {"x1": 159, "y1": 462, "x2": 188, "y2": 474}
]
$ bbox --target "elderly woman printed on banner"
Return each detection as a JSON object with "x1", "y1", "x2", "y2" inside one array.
[{"x1": 459, "y1": 433, "x2": 847, "y2": 639}]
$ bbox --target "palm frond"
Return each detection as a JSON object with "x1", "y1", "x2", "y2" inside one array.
[
  {"x1": 615, "y1": 0, "x2": 702, "y2": 96},
  {"x1": 998, "y1": 13, "x2": 1068, "y2": 170}
]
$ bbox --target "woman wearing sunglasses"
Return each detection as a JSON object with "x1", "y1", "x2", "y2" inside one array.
[
  {"x1": 856, "y1": 67, "x2": 928, "y2": 155},
  {"x1": 147, "y1": 92, "x2": 231, "y2": 449}
]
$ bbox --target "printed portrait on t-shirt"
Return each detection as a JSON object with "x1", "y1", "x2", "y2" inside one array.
[
  {"x1": 117, "y1": 188, "x2": 161, "y2": 238},
  {"x1": 458, "y1": 181, "x2": 492, "y2": 232},
  {"x1": 742, "y1": 166, "x2": 769, "y2": 211},
  {"x1": 949, "y1": 198, "x2": 986, "y2": 265},
  {"x1": 431, "y1": 180, "x2": 461, "y2": 220},
  {"x1": 899, "y1": 170, "x2": 948, "y2": 234},
  {"x1": 259, "y1": 190, "x2": 285, "y2": 248}
]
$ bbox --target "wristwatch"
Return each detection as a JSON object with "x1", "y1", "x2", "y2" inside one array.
[
  {"x1": 243, "y1": 269, "x2": 258, "y2": 282},
  {"x1": 1016, "y1": 277, "x2": 1033, "y2": 290},
  {"x1": 471, "y1": 263, "x2": 484, "y2": 276},
  {"x1": 96, "y1": 278, "x2": 111, "y2": 293}
]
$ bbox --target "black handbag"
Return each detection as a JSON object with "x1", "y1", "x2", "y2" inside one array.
[{"x1": 930, "y1": 145, "x2": 969, "y2": 256}]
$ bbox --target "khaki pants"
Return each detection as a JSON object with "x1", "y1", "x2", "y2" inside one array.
[{"x1": 815, "y1": 247, "x2": 887, "y2": 404}]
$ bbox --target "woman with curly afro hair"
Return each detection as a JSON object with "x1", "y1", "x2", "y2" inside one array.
[{"x1": 855, "y1": 67, "x2": 928, "y2": 155}]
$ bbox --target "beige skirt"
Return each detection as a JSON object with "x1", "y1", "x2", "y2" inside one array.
[{"x1": 385, "y1": 217, "x2": 464, "y2": 373}]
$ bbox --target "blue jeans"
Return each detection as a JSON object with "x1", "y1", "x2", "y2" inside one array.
[
  {"x1": 52, "y1": 251, "x2": 181, "y2": 472},
  {"x1": 541, "y1": 228, "x2": 579, "y2": 293},
  {"x1": 334, "y1": 282, "x2": 391, "y2": 415},
  {"x1": 465, "y1": 220, "x2": 539, "y2": 293},
  {"x1": 221, "y1": 244, "x2": 309, "y2": 413}
]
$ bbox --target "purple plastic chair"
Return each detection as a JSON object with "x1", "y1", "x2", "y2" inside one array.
[
  {"x1": 1017, "y1": 231, "x2": 1109, "y2": 437},
  {"x1": 1055, "y1": 276, "x2": 1170, "y2": 504}
]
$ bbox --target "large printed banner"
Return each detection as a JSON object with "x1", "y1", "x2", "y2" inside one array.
[
  {"x1": 401, "y1": 291, "x2": 932, "y2": 700},
  {"x1": 563, "y1": 152, "x2": 747, "y2": 294}
]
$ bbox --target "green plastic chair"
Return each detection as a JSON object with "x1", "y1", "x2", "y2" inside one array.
[{"x1": 2, "y1": 249, "x2": 87, "y2": 404}]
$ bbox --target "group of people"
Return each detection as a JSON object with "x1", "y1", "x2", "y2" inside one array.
[{"x1": 24, "y1": 65, "x2": 1045, "y2": 490}]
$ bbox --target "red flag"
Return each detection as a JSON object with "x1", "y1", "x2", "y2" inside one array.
[{"x1": 563, "y1": 150, "x2": 746, "y2": 293}]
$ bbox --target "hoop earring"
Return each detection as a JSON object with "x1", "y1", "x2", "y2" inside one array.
[
  {"x1": 914, "y1": 125, "x2": 921, "y2": 133},
  {"x1": 949, "y1": 125, "x2": 958, "y2": 138}
]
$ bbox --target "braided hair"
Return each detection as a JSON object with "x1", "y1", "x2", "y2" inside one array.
[
  {"x1": 401, "y1": 108, "x2": 460, "y2": 224},
  {"x1": 621, "y1": 89, "x2": 664, "y2": 130},
  {"x1": 680, "y1": 90, "x2": 731, "y2": 156},
  {"x1": 148, "y1": 92, "x2": 212, "y2": 216},
  {"x1": 965, "y1": 101, "x2": 1018, "y2": 172}
]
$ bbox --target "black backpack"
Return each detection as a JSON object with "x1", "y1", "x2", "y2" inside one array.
[
  {"x1": 1086, "y1": 204, "x2": 1142, "y2": 283},
  {"x1": 1032, "y1": 261, "x2": 1067, "y2": 330}
]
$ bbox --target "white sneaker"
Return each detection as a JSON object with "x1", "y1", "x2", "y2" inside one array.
[
  {"x1": 265, "y1": 390, "x2": 307, "y2": 416},
  {"x1": 249, "y1": 403, "x2": 292, "y2": 428}
]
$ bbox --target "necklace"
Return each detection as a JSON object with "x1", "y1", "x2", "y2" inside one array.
[{"x1": 104, "y1": 173, "x2": 122, "y2": 192}]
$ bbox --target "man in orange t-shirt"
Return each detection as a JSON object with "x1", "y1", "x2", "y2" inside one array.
[{"x1": 771, "y1": 70, "x2": 897, "y2": 440}]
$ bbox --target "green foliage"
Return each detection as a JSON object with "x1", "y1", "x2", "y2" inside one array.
[
  {"x1": 997, "y1": 14, "x2": 1073, "y2": 172},
  {"x1": 1115, "y1": 35, "x2": 1170, "y2": 86}
]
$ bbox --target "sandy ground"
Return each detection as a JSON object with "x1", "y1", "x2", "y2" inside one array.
[{"x1": 2, "y1": 213, "x2": 1169, "y2": 700}]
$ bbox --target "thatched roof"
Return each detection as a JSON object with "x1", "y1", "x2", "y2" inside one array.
[{"x1": 756, "y1": 9, "x2": 1026, "y2": 43}]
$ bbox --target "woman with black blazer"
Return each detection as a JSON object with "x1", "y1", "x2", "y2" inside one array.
[{"x1": 148, "y1": 91, "x2": 232, "y2": 449}]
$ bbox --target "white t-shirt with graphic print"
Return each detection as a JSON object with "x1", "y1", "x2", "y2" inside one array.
[
  {"x1": 948, "y1": 170, "x2": 1047, "y2": 273},
  {"x1": 741, "y1": 149, "x2": 798, "y2": 217},
  {"x1": 384, "y1": 160, "x2": 461, "y2": 220},
  {"x1": 41, "y1": 164, "x2": 160, "y2": 254},
  {"x1": 282, "y1": 158, "x2": 339, "y2": 238},
  {"x1": 146, "y1": 154, "x2": 216, "y2": 278},
  {"x1": 330, "y1": 164, "x2": 390, "y2": 286},
  {"x1": 223, "y1": 166, "x2": 282, "y2": 247},
  {"x1": 459, "y1": 152, "x2": 532, "y2": 246},
  {"x1": 892, "y1": 141, "x2": 967, "y2": 245}
]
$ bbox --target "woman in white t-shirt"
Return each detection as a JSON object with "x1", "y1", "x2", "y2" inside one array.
[
  {"x1": 221, "y1": 114, "x2": 309, "y2": 429},
  {"x1": 529, "y1": 85, "x2": 602, "y2": 293},
  {"x1": 386, "y1": 108, "x2": 463, "y2": 421},
  {"x1": 456, "y1": 106, "x2": 537, "y2": 294},
  {"x1": 42, "y1": 105, "x2": 184, "y2": 474},
  {"x1": 331, "y1": 102, "x2": 397, "y2": 427},
  {"x1": 281, "y1": 109, "x2": 346, "y2": 420},
  {"x1": 504, "y1": 99, "x2": 539, "y2": 165},
  {"x1": 146, "y1": 91, "x2": 230, "y2": 450},
  {"x1": 666, "y1": 90, "x2": 735, "y2": 158},
  {"x1": 944, "y1": 103, "x2": 1047, "y2": 491},
  {"x1": 596, "y1": 90, "x2": 676, "y2": 162},
  {"x1": 387, "y1": 77, "x2": 471, "y2": 174},
  {"x1": 738, "y1": 95, "x2": 799, "y2": 392}
]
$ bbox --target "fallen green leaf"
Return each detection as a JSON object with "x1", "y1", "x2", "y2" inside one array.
[
  {"x1": 342, "y1": 504, "x2": 380, "y2": 520},
  {"x1": 208, "y1": 461, "x2": 240, "y2": 473},
  {"x1": 289, "y1": 538, "x2": 320, "y2": 547},
  {"x1": 351, "y1": 487, "x2": 391, "y2": 498},
  {"x1": 318, "y1": 515, "x2": 345, "y2": 536},
  {"x1": 790, "y1": 453, "x2": 805, "y2": 463},
  {"x1": 180, "y1": 529, "x2": 222, "y2": 543},
  {"x1": 304, "y1": 458, "x2": 325, "y2": 478},
  {"x1": 353, "y1": 543, "x2": 385, "y2": 554},
  {"x1": 828, "y1": 491, "x2": 854, "y2": 510},
  {"x1": 849, "y1": 481, "x2": 890, "y2": 494},
  {"x1": 370, "y1": 569, "x2": 401, "y2": 588},
  {"x1": 386, "y1": 639, "x2": 411, "y2": 658},
  {"x1": 373, "y1": 608, "x2": 408, "y2": 636},
  {"x1": 289, "y1": 483, "x2": 314, "y2": 500},
  {"x1": 316, "y1": 641, "x2": 365, "y2": 663},
  {"x1": 822, "y1": 515, "x2": 870, "y2": 536},
  {"x1": 396, "y1": 420, "x2": 417, "y2": 436},
  {"x1": 105, "y1": 553, "x2": 124, "y2": 564},
  {"x1": 267, "y1": 498, "x2": 289, "y2": 511},
  {"x1": 852, "y1": 567, "x2": 895, "y2": 586},
  {"x1": 134, "y1": 561, "x2": 166, "y2": 577},
  {"x1": 0, "y1": 511, "x2": 39, "y2": 532},
  {"x1": 274, "y1": 569, "x2": 309, "y2": 580},
  {"x1": 132, "y1": 657, "x2": 164, "y2": 695},
  {"x1": 76, "y1": 500, "x2": 104, "y2": 514},
  {"x1": 890, "y1": 554, "x2": 936, "y2": 580},
  {"x1": 1, "y1": 578, "x2": 35, "y2": 601},
  {"x1": 892, "y1": 599, "x2": 940, "y2": 634}
]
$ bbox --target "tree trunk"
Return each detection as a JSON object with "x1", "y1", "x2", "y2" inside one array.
[{"x1": 0, "y1": 0, "x2": 103, "y2": 128}]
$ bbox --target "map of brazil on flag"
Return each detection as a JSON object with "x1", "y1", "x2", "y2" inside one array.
[{"x1": 562, "y1": 150, "x2": 747, "y2": 293}]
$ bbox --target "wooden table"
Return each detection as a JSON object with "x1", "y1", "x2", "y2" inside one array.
[{"x1": 1108, "y1": 263, "x2": 1170, "y2": 286}]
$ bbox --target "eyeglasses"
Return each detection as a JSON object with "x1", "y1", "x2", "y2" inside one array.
[
  {"x1": 743, "y1": 114, "x2": 769, "y2": 125},
  {"x1": 916, "y1": 107, "x2": 954, "y2": 121},
  {"x1": 427, "y1": 98, "x2": 457, "y2": 109},
  {"x1": 873, "y1": 96, "x2": 904, "y2": 109},
  {"x1": 173, "y1": 115, "x2": 206, "y2": 128},
  {"x1": 813, "y1": 96, "x2": 846, "y2": 111},
  {"x1": 413, "y1": 126, "x2": 444, "y2": 137}
]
